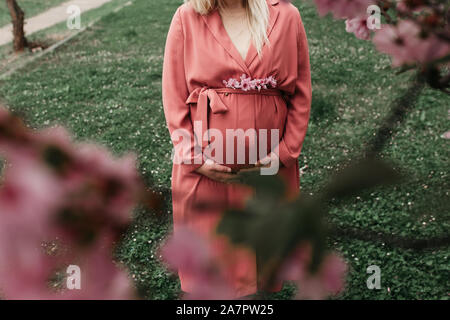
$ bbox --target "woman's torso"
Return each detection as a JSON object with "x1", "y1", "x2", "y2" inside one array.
[{"x1": 178, "y1": 1, "x2": 301, "y2": 170}]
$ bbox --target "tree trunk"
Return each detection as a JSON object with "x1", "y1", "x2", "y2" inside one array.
[{"x1": 6, "y1": 0, "x2": 28, "y2": 52}]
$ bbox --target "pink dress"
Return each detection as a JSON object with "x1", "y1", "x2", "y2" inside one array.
[{"x1": 162, "y1": 0, "x2": 312, "y2": 298}]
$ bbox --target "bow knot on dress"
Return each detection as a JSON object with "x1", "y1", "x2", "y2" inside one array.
[{"x1": 186, "y1": 87, "x2": 229, "y2": 148}]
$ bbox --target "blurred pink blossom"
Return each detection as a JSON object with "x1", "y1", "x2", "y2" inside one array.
[
  {"x1": 345, "y1": 17, "x2": 371, "y2": 40},
  {"x1": 373, "y1": 20, "x2": 450, "y2": 67},
  {"x1": 277, "y1": 243, "x2": 312, "y2": 282},
  {"x1": 75, "y1": 144, "x2": 139, "y2": 225},
  {"x1": 60, "y1": 237, "x2": 135, "y2": 300},
  {"x1": 396, "y1": 1, "x2": 426, "y2": 13},
  {"x1": 161, "y1": 227, "x2": 211, "y2": 274},
  {"x1": 319, "y1": 253, "x2": 348, "y2": 294},
  {"x1": 278, "y1": 244, "x2": 348, "y2": 300},
  {"x1": 441, "y1": 131, "x2": 450, "y2": 139},
  {"x1": 0, "y1": 107, "x2": 137, "y2": 299},
  {"x1": 0, "y1": 224, "x2": 55, "y2": 299},
  {"x1": 0, "y1": 162, "x2": 62, "y2": 227},
  {"x1": 314, "y1": 0, "x2": 372, "y2": 19},
  {"x1": 161, "y1": 227, "x2": 235, "y2": 300}
]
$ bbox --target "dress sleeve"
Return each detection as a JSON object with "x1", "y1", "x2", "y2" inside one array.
[
  {"x1": 162, "y1": 7, "x2": 204, "y2": 172},
  {"x1": 278, "y1": 10, "x2": 312, "y2": 168}
]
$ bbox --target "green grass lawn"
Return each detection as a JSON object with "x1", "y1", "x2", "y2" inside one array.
[
  {"x1": 0, "y1": 0, "x2": 448, "y2": 300},
  {"x1": 0, "y1": 0, "x2": 69, "y2": 27}
]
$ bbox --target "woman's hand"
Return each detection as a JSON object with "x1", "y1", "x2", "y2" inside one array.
[
  {"x1": 238, "y1": 152, "x2": 283, "y2": 175},
  {"x1": 255, "y1": 152, "x2": 282, "y2": 169},
  {"x1": 195, "y1": 159, "x2": 238, "y2": 184}
]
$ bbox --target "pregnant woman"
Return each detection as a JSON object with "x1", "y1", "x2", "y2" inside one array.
[{"x1": 162, "y1": 0, "x2": 311, "y2": 298}]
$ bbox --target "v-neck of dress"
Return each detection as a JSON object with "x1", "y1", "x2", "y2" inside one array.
[
  {"x1": 211, "y1": 9, "x2": 254, "y2": 74},
  {"x1": 201, "y1": 1, "x2": 280, "y2": 76},
  {"x1": 217, "y1": 10, "x2": 253, "y2": 64}
]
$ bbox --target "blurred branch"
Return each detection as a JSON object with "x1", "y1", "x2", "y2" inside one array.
[{"x1": 365, "y1": 75, "x2": 425, "y2": 158}]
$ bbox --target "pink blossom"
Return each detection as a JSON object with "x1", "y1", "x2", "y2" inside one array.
[
  {"x1": 345, "y1": 17, "x2": 371, "y2": 40},
  {"x1": 0, "y1": 223, "x2": 135, "y2": 300},
  {"x1": 241, "y1": 80, "x2": 251, "y2": 91},
  {"x1": 373, "y1": 20, "x2": 450, "y2": 67},
  {"x1": 267, "y1": 75, "x2": 277, "y2": 88},
  {"x1": 161, "y1": 227, "x2": 211, "y2": 274},
  {"x1": 278, "y1": 244, "x2": 348, "y2": 300},
  {"x1": 314, "y1": 0, "x2": 372, "y2": 19},
  {"x1": 441, "y1": 131, "x2": 450, "y2": 139},
  {"x1": 161, "y1": 227, "x2": 235, "y2": 300},
  {"x1": 320, "y1": 253, "x2": 348, "y2": 294},
  {"x1": 60, "y1": 237, "x2": 135, "y2": 300},
  {"x1": 240, "y1": 73, "x2": 249, "y2": 81},
  {"x1": 183, "y1": 274, "x2": 235, "y2": 300},
  {"x1": 277, "y1": 243, "x2": 311, "y2": 281},
  {"x1": 0, "y1": 107, "x2": 137, "y2": 299},
  {"x1": 0, "y1": 223, "x2": 55, "y2": 299},
  {"x1": 223, "y1": 78, "x2": 237, "y2": 89},
  {"x1": 240, "y1": 74, "x2": 252, "y2": 91},
  {"x1": 396, "y1": 1, "x2": 426, "y2": 13},
  {"x1": 0, "y1": 162, "x2": 62, "y2": 227},
  {"x1": 75, "y1": 144, "x2": 139, "y2": 225},
  {"x1": 297, "y1": 252, "x2": 347, "y2": 300},
  {"x1": 34, "y1": 126, "x2": 72, "y2": 150},
  {"x1": 223, "y1": 75, "x2": 278, "y2": 91}
]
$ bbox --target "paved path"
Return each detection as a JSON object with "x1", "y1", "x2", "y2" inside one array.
[{"x1": 0, "y1": 0, "x2": 112, "y2": 46}]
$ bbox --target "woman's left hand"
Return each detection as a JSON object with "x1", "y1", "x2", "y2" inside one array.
[{"x1": 237, "y1": 152, "x2": 282, "y2": 175}]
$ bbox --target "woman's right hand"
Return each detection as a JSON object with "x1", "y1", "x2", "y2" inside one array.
[{"x1": 195, "y1": 159, "x2": 238, "y2": 184}]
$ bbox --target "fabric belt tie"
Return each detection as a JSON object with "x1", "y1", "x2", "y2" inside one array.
[{"x1": 186, "y1": 87, "x2": 283, "y2": 148}]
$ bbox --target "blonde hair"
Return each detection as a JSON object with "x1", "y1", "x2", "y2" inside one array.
[{"x1": 185, "y1": 0, "x2": 270, "y2": 56}]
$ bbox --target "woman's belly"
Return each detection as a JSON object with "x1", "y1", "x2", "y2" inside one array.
[{"x1": 205, "y1": 93, "x2": 287, "y2": 171}]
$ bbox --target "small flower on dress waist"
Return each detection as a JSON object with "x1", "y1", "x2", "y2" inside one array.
[{"x1": 223, "y1": 74, "x2": 277, "y2": 91}]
